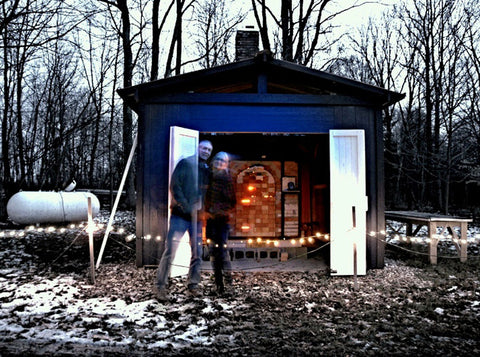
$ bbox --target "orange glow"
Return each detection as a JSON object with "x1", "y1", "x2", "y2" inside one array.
[
  {"x1": 247, "y1": 185, "x2": 255, "y2": 192},
  {"x1": 241, "y1": 225, "x2": 251, "y2": 231},
  {"x1": 241, "y1": 198, "x2": 251, "y2": 204}
]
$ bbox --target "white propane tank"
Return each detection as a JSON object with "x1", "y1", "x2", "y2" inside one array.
[{"x1": 7, "y1": 191, "x2": 100, "y2": 225}]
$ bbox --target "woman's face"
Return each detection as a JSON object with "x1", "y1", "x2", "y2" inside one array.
[{"x1": 213, "y1": 157, "x2": 228, "y2": 171}]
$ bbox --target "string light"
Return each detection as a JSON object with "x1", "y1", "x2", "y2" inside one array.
[{"x1": 2, "y1": 220, "x2": 480, "y2": 256}]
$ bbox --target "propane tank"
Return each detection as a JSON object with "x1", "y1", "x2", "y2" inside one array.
[{"x1": 7, "y1": 191, "x2": 100, "y2": 225}]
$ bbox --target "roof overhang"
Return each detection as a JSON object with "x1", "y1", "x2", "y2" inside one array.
[{"x1": 118, "y1": 53, "x2": 405, "y2": 113}]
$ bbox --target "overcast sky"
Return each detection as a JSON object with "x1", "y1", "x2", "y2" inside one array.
[{"x1": 237, "y1": 0, "x2": 397, "y2": 31}]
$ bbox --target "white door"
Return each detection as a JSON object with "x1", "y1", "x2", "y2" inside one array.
[
  {"x1": 329, "y1": 130, "x2": 367, "y2": 276},
  {"x1": 169, "y1": 126, "x2": 199, "y2": 277}
]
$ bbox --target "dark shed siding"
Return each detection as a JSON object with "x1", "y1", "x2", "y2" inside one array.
[
  {"x1": 118, "y1": 55, "x2": 404, "y2": 269},
  {"x1": 137, "y1": 99, "x2": 382, "y2": 267}
]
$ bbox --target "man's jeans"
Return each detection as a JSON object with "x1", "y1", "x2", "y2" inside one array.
[{"x1": 156, "y1": 214, "x2": 203, "y2": 290}]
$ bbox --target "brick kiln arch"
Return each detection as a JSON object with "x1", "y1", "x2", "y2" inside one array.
[{"x1": 234, "y1": 165, "x2": 277, "y2": 237}]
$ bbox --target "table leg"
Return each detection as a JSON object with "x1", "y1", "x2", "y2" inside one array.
[
  {"x1": 406, "y1": 223, "x2": 413, "y2": 237},
  {"x1": 460, "y1": 222, "x2": 468, "y2": 263},
  {"x1": 428, "y1": 222, "x2": 438, "y2": 264}
]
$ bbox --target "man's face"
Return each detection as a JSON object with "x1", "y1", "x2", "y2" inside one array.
[{"x1": 198, "y1": 141, "x2": 213, "y2": 161}]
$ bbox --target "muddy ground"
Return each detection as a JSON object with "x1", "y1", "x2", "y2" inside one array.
[{"x1": 0, "y1": 211, "x2": 479, "y2": 356}]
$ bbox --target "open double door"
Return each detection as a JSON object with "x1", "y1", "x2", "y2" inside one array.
[{"x1": 169, "y1": 127, "x2": 367, "y2": 276}]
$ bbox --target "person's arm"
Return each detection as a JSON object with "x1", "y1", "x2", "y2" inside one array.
[
  {"x1": 170, "y1": 160, "x2": 191, "y2": 214},
  {"x1": 225, "y1": 175, "x2": 236, "y2": 210}
]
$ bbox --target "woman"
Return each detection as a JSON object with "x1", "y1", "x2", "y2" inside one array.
[{"x1": 205, "y1": 151, "x2": 236, "y2": 295}]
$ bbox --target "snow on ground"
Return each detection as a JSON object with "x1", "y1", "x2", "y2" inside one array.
[{"x1": 0, "y1": 211, "x2": 479, "y2": 355}]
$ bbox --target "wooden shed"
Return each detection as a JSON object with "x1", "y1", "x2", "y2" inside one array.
[{"x1": 118, "y1": 52, "x2": 404, "y2": 275}]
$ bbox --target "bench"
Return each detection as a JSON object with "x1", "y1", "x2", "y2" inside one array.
[{"x1": 385, "y1": 210, "x2": 472, "y2": 264}]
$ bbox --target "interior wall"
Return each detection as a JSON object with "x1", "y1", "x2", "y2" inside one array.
[
  {"x1": 232, "y1": 162, "x2": 280, "y2": 237},
  {"x1": 202, "y1": 133, "x2": 329, "y2": 239}
]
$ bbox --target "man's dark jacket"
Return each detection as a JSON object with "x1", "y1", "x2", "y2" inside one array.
[{"x1": 170, "y1": 155, "x2": 209, "y2": 220}]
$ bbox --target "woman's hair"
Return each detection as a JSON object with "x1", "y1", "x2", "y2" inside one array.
[
  {"x1": 212, "y1": 151, "x2": 230, "y2": 174},
  {"x1": 213, "y1": 151, "x2": 229, "y2": 163}
]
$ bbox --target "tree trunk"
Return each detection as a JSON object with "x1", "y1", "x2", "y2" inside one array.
[
  {"x1": 151, "y1": 0, "x2": 160, "y2": 80},
  {"x1": 281, "y1": 0, "x2": 292, "y2": 61},
  {"x1": 118, "y1": 0, "x2": 136, "y2": 208}
]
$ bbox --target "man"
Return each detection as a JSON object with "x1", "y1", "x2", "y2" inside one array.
[{"x1": 154, "y1": 140, "x2": 213, "y2": 301}]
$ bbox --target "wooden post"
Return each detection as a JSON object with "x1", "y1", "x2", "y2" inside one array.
[
  {"x1": 353, "y1": 242, "x2": 358, "y2": 290},
  {"x1": 96, "y1": 134, "x2": 137, "y2": 269},
  {"x1": 460, "y1": 222, "x2": 468, "y2": 263},
  {"x1": 428, "y1": 222, "x2": 438, "y2": 265},
  {"x1": 406, "y1": 222, "x2": 413, "y2": 237},
  {"x1": 88, "y1": 197, "x2": 95, "y2": 284},
  {"x1": 352, "y1": 206, "x2": 358, "y2": 289}
]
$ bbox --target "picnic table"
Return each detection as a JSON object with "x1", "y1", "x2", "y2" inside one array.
[{"x1": 385, "y1": 211, "x2": 472, "y2": 264}]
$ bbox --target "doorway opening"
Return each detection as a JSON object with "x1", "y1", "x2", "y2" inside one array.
[{"x1": 201, "y1": 133, "x2": 330, "y2": 244}]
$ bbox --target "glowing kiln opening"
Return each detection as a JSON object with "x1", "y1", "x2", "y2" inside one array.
[{"x1": 234, "y1": 165, "x2": 277, "y2": 237}]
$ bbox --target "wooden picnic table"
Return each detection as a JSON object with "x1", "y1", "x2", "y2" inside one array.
[{"x1": 385, "y1": 210, "x2": 472, "y2": 264}]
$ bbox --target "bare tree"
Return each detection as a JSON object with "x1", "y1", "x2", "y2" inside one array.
[
  {"x1": 332, "y1": 12, "x2": 405, "y2": 208},
  {"x1": 98, "y1": 0, "x2": 149, "y2": 207},
  {"x1": 250, "y1": 0, "x2": 371, "y2": 67},
  {"x1": 164, "y1": 0, "x2": 196, "y2": 77},
  {"x1": 394, "y1": 0, "x2": 473, "y2": 212},
  {"x1": 151, "y1": 0, "x2": 175, "y2": 80},
  {"x1": 189, "y1": 0, "x2": 247, "y2": 69},
  {"x1": 1, "y1": 0, "x2": 88, "y2": 208}
]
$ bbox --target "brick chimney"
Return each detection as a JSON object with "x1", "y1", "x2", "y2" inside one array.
[{"x1": 235, "y1": 26, "x2": 259, "y2": 61}]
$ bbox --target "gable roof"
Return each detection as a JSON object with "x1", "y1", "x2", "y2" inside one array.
[{"x1": 118, "y1": 51, "x2": 405, "y2": 112}]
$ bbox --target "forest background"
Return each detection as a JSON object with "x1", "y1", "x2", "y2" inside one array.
[{"x1": 1, "y1": 0, "x2": 480, "y2": 221}]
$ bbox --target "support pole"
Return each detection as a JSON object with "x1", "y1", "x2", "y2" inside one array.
[
  {"x1": 88, "y1": 197, "x2": 95, "y2": 284},
  {"x1": 96, "y1": 134, "x2": 138, "y2": 269},
  {"x1": 352, "y1": 206, "x2": 358, "y2": 290},
  {"x1": 353, "y1": 242, "x2": 358, "y2": 290}
]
